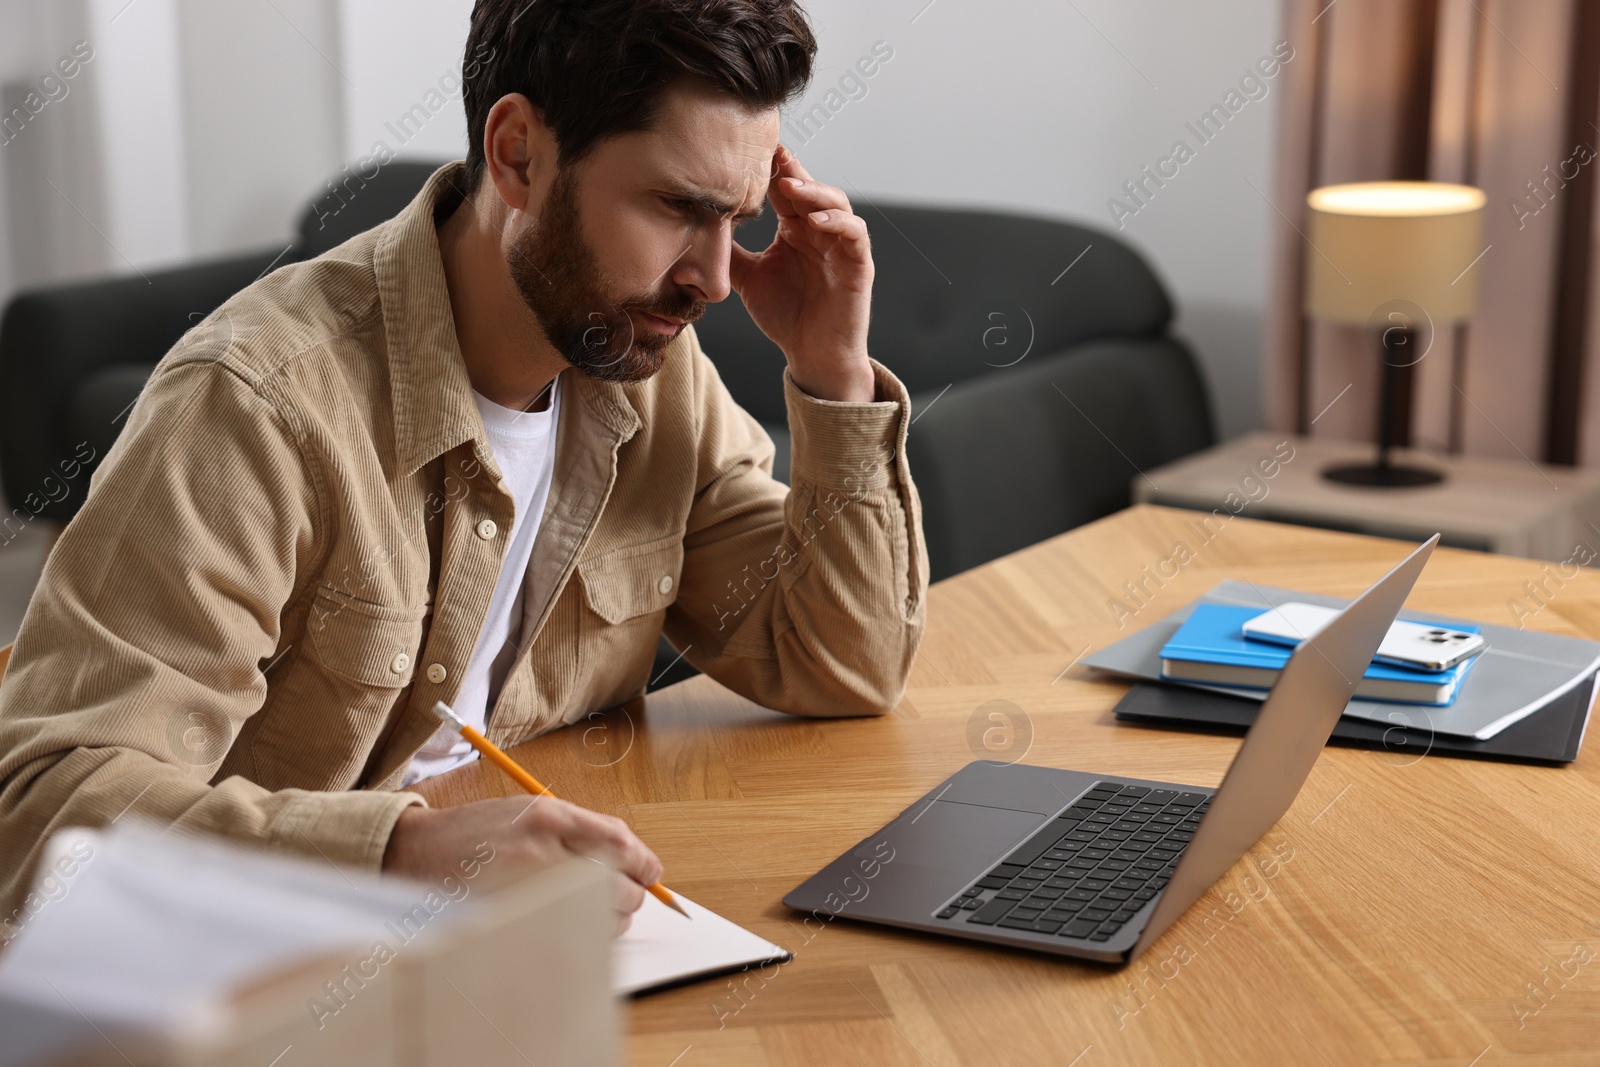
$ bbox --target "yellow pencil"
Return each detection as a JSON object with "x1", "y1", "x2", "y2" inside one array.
[{"x1": 431, "y1": 701, "x2": 690, "y2": 919}]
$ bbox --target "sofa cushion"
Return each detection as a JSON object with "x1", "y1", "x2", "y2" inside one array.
[
  {"x1": 907, "y1": 337, "x2": 1213, "y2": 581},
  {"x1": 69, "y1": 364, "x2": 157, "y2": 476},
  {"x1": 296, "y1": 161, "x2": 450, "y2": 260},
  {"x1": 0, "y1": 250, "x2": 284, "y2": 523},
  {"x1": 694, "y1": 203, "x2": 1174, "y2": 427}
]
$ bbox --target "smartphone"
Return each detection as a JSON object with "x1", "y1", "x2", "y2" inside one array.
[{"x1": 1241, "y1": 602, "x2": 1485, "y2": 671}]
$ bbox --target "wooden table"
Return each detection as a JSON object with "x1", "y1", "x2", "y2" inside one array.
[
  {"x1": 409, "y1": 505, "x2": 1600, "y2": 1066},
  {"x1": 1133, "y1": 431, "x2": 1600, "y2": 561}
]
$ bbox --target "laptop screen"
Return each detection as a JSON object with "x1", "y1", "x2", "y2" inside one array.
[{"x1": 1129, "y1": 536, "x2": 1438, "y2": 959}]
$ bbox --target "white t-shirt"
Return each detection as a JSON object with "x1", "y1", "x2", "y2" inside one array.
[{"x1": 402, "y1": 377, "x2": 561, "y2": 785}]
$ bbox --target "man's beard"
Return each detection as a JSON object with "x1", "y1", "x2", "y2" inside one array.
[{"x1": 508, "y1": 168, "x2": 703, "y2": 383}]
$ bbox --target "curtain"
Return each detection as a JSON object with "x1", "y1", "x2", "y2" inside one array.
[{"x1": 1264, "y1": 0, "x2": 1600, "y2": 465}]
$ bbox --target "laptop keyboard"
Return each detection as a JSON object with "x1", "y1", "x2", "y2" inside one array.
[{"x1": 934, "y1": 782, "x2": 1210, "y2": 942}]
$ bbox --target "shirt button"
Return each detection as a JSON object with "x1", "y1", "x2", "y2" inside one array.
[
  {"x1": 426, "y1": 663, "x2": 448, "y2": 684},
  {"x1": 476, "y1": 519, "x2": 498, "y2": 540},
  {"x1": 657, "y1": 574, "x2": 674, "y2": 595},
  {"x1": 390, "y1": 652, "x2": 410, "y2": 674}
]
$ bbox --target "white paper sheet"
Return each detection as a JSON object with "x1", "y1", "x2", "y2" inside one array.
[{"x1": 613, "y1": 891, "x2": 790, "y2": 996}]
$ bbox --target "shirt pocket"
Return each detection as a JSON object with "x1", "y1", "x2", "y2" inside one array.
[
  {"x1": 574, "y1": 533, "x2": 685, "y2": 707},
  {"x1": 577, "y1": 533, "x2": 686, "y2": 625},
  {"x1": 305, "y1": 587, "x2": 426, "y2": 688},
  {"x1": 250, "y1": 587, "x2": 426, "y2": 790}
]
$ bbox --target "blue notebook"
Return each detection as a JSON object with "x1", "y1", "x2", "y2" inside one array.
[{"x1": 1159, "y1": 604, "x2": 1479, "y2": 705}]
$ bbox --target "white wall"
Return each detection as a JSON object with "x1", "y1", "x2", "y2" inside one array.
[
  {"x1": 175, "y1": 0, "x2": 346, "y2": 257},
  {"x1": 0, "y1": 0, "x2": 108, "y2": 289},
  {"x1": 1, "y1": 0, "x2": 346, "y2": 287},
  {"x1": 0, "y1": 0, "x2": 1279, "y2": 436},
  {"x1": 89, "y1": 0, "x2": 189, "y2": 271},
  {"x1": 791, "y1": 0, "x2": 1284, "y2": 437},
  {"x1": 338, "y1": 0, "x2": 473, "y2": 164}
]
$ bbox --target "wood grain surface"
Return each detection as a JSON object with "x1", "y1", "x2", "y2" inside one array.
[{"x1": 409, "y1": 505, "x2": 1600, "y2": 1066}]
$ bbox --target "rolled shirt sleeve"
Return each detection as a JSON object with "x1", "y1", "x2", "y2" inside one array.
[{"x1": 666, "y1": 339, "x2": 929, "y2": 716}]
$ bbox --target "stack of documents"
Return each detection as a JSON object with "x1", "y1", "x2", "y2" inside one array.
[
  {"x1": 0, "y1": 819, "x2": 791, "y2": 1066},
  {"x1": 1087, "y1": 580, "x2": 1600, "y2": 755},
  {"x1": 0, "y1": 821, "x2": 457, "y2": 1066},
  {"x1": 1158, "y1": 603, "x2": 1479, "y2": 705}
]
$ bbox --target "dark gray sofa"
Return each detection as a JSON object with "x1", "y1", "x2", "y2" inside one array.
[{"x1": 0, "y1": 161, "x2": 1214, "y2": 687}]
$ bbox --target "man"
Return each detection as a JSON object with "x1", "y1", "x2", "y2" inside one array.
[{"x1": 0, "y1": 0, "x2": 927, "y2": 935}]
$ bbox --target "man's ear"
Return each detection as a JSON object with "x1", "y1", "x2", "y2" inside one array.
[{"x1": 483, "y1": 93, "x2": 558, "y2": 213}]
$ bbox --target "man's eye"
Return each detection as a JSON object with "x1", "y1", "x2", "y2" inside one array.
[{"x1": 663, "y1": 197, "x2": 695, "y2": 215}]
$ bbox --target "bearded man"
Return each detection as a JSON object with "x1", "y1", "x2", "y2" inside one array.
[{"x1": 0, "y1": 0, "x2": 927, "y2": 933}]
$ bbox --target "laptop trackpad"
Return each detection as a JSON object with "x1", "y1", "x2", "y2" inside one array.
[{"x1": 862, "y1": 800, "x2": 1047, "y2": 871}]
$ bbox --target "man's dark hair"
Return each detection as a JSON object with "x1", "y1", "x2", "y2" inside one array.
[{"x1": 461, "y1": 0, "x2": 817, "y2": 191}]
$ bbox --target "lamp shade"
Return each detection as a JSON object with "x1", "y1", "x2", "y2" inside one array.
[{"x1": 1303, "y1": 181, "x2": 1487, "y2": 326}]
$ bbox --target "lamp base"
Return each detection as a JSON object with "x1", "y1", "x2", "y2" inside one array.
[{"x1": 1322, "y1": 462, "x2": 1445, "y2": 488}]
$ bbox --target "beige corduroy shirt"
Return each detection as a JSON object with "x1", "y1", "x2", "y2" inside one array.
[{"x1": 0, "y1": 163, "x2": 928, "y2": 923}]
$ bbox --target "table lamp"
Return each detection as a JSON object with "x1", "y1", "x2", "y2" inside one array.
[{"x1": 1303, "y1": 180, "x2": 1486, "y2": 487}]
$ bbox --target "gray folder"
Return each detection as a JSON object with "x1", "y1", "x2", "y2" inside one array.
[{"x1": 1113, "y1": 676, "x2": 1594, "y2": 764}]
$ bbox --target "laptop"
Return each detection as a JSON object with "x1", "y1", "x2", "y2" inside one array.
[{"x1": 784, "y1": 535, "x2": 1439, "y2": 964}]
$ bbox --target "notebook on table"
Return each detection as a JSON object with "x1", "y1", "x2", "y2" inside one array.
[
  {"x1": 616, "y1": 891, "x2": 791, "y2": 996},
  {"x1": 1159, "y1": 602, "x2": 1479, "y2": 705}
]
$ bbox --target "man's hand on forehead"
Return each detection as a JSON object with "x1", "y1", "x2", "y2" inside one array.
[{"x1": 727, "y1": 143, "x2": 876, "y2": 404}]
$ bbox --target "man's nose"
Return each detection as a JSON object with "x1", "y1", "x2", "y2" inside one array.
[{"x1": 671, "y1": 225, "x2": 733, "y2": 304}]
